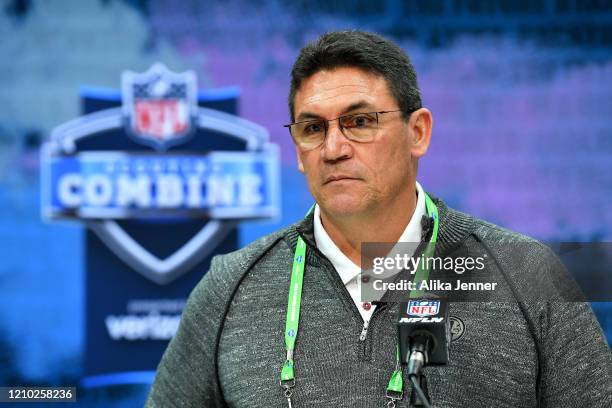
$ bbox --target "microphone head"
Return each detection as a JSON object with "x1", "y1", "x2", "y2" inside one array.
[{"x1": 398, "y1": 298, "x2": 450, "y2": 366}]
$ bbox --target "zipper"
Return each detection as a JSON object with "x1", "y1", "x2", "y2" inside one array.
[
  {"x1": 359, "y1": 320, "x2": 370, "y2": 341},
  {"x1": 359, "y1": 303, "x2": 392, "y2": 360},
  {"x1": 359, "y1": 302, "x2": 389, "y2": 342}
]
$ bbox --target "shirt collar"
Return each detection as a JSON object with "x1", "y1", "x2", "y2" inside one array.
[{"x1": 313, "y1": 181, "x2": 427, "y2": 285}]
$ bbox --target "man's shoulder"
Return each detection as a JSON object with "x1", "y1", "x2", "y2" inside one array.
[
  {"x1": 444, "y1": 203, "x2": 549, "y2": 249},
  {"x1": 468, "y1": 211, "x2": 562, "y2": 271},
  {"x1": 443, "y1": 203, "x2": 580, "y2": 302},
  {"x1": 441, "y1": 203, "x2": 564, "y2": 282},
  {"x1": 210, "y1": 223, "x2": 295, "y2": 276},
  {"x1": 186, "y1": 223, "x2": 297, "y2": 312},
  {"x1": 471, "y1": 213, "x2": 541, "y2": 244}
]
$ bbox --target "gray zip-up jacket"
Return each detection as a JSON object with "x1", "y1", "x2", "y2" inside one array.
[{"x1": 146, "y1": 197, "x2": 612, "y2": 407}]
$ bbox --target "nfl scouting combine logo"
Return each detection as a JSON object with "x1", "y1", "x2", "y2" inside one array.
[{"x1": 41, "y1": 63, "x2": 280, "y2": 285}]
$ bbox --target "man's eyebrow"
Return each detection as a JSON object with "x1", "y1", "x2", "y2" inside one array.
[
  {"x1": 295, "y1": 101, "x2": 374, "y2": 122},
  {"x1": 341, "y1": 101, "x2": 373, "y2": 114},
  {"x1": 295, "y1": 112, "x2": 324, "y2": 122}
]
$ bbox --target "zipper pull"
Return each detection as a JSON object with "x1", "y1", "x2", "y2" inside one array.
[{"x1": 359, "y1": 320, "x2": 370, "y2": 341}]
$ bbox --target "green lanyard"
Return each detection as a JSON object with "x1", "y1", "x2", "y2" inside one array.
[{"x1": 280, "y1": 194, "x2": 439, "y2": 407}]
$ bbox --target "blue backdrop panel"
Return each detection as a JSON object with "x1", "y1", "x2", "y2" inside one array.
[{"x1": 81, "y1": 88, "x2": 240, "y2": 379}]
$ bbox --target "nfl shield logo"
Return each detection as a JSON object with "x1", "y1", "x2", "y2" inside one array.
[
  {"x1": 122, "y1": 63, "x2": 197, "y2": 150},
  {"x1": 407, "y1": 300, "x2": 440, "y2": 317}
]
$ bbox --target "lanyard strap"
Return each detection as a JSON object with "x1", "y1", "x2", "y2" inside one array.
[
  {"x1": 280, "y1": 194, "x2": 440, "y2": 405},
  {"x1": 280, "y1": 237, "x2": 306, "y2": 384}
]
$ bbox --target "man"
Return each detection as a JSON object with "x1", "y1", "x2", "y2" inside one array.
[{"x1": 146, "y1": 31, "x2": 611, "y2": 407}]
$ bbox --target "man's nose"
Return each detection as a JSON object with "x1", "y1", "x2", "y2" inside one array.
[{"x1": 321, "y1": 121, "x2": 352, "y2": 162}]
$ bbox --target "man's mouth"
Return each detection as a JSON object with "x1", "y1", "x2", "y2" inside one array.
[{"x1": 324, "y1": 175, "x2": 360, "y2": 185}]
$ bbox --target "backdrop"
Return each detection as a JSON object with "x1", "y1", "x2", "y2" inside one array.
[{"x1": 0, "y1": 0, "x2": 610, "y2": 406}]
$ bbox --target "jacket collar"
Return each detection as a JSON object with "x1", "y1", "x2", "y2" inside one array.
[{"x1": 287, "y1": 192, "x2": 475, "y2": 263}]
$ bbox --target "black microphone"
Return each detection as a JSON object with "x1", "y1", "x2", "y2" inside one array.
[{"x1": 398, "y1": 298, "x2": 450, "y2": 376}]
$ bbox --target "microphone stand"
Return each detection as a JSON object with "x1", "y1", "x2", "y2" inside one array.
[
  {"x1": 406, "y1": 335, "x2": 433, "y2": 408},
  {"x1": 409, "y1": 374, "x2": 431, "y2": 407}
]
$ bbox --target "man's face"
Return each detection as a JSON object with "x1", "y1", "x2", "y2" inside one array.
[{"x1": 292, "y1": 67, "x2": 429, "y2": 220}]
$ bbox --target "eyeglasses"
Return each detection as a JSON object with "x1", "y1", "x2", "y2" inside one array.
[{"x1": 284, "y1": 109, "x2": 404, "y2": 151}]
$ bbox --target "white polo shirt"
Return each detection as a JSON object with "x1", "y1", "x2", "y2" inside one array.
[{"x1": 313, "y1": 181, "x2": 426, "y2": 322}]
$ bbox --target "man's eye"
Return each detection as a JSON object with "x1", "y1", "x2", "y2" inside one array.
[
  {"x1": 303, "y1": 122, "x2": 324, "y2": 134},
  {"x1": 346, "y1": 114, "x2": 375, "y2": 128}
]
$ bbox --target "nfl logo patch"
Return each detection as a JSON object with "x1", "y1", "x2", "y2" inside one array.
[
  {"x1": 122, "y1": 63, "x2": 197, "y2": 150},
  {"x1": 407, "y1": 300, "x2": 440, "y2": 317}
]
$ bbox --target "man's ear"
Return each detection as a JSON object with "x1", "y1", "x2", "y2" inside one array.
[{"x1": 409, "y1": 108, "x2": 433, "y2": 159}]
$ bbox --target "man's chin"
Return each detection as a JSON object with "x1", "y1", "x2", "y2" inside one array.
[{"x1": 319, "y1": 198, "x2": 368, "y2": 219}]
